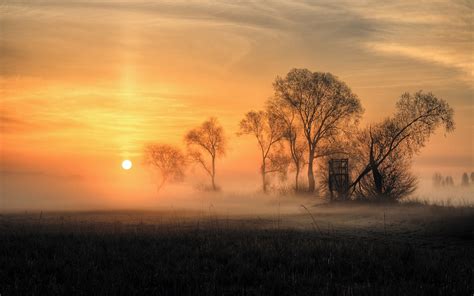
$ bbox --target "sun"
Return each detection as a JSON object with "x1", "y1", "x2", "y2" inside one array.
[{"x1": 121, "y1": 159, "x2": 132, "y2": 170}]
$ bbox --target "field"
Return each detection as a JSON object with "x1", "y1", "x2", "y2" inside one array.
[{"x1": 1, "y1": 202, "x2": 473, "y2": 295}]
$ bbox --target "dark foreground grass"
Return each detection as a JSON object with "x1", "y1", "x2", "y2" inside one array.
[{"x1": 0, "y1": 219, "x2": 472, "y2": 296}]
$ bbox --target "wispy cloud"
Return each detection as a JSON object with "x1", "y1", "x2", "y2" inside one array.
[
  {"x1": 1, "y1": 0, "x2": 472, "y2": 200},
  {"x1": 0, "y1": 169, "x2": 83, "y2": 180},
  {"x1": 365, "y1": 42, "x2": 473, "y2": 79},
  {"x1": 348, "y1": 0, "x2": 473, "y2": 82}
]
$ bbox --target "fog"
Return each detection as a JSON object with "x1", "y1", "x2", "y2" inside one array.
[
  {"x1": 2, "y1": 0, "x2": 472, "y2": 213},
  {"x1": 2, "y1": 163, "x2": 472, "y2": 213}
]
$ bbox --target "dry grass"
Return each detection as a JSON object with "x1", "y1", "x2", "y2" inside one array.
[{"x1": 0, "y1": 204, "x2": 472, "y2": 295}]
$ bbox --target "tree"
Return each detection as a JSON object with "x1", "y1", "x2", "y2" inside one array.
[
  {"x1": 185, "y1": 117, "x2": 226, "y2": 191},
  {"x1": 461, "y1": 172, "x2": 469, "y2": 186},
  {"x1": 445, "y1": 176, "x2": 454, "y2": 186},
  {"x1": 286, "y1": 134, "x2": 306, "y2": 192},
  {"x1": 238, "y1": 110, "x2": 288, "y2": 192},
  {"x1": 273, "y1": 69, "x2": 363, "y2": 193},
  {"x1": 267, "y1": 97, "x2": 307, "y2": 192},
  {"x1": 351, "y1": 91, "x2": 454, "y2": 200},
  {"x1": 144, "y1": 144, "x2": 187, "y2": 191},
  {"x1": 353, "y1": 147, "x2": 417, "y2": 201},
  {"x1": 432, "y1": 172, "x2": 443, "y2": 187},
  {"x1": 470, "y1": 172, "x2": 474, "y2": 184}
]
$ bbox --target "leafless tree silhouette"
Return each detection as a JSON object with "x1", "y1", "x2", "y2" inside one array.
[
  {"x1": 354, "y1": 148, "x2": 417, "y2": 201},
  {"x1": 185, "y1": 117, "x2": 226, "y2": 191},
  {"x1": 144, "y1": 144, "x2": 187, "y2": 192},
  {"x1": 445, "y1": 175, "x2": 454, "y2": 186},
  {"x1": 432, "y1": 173, "x2": 454, "y2": 187},
  {"x1": 350, "y1": 91, "x2": 454, "y2": 200},
  {"x1": 267, "y1": 97, "x2": 307, "y2": 192},
  {"x1": 461, "y1": 172, "x2": 470, "y2": 186},
  {"x1": 433, "y1": 172, "x2": 444, "y2": 187},
  {"x1": 273, "y1": 69, "x2": 363, "y2": 193},
  {"x1": 239, "y1": 110, "x2": 289, "y2": 193}
]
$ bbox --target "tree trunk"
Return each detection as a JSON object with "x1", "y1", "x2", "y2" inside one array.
[
  {"x1": 369, "y1": 142, "x2": 383, "y2": 198},
  {"x1": 307, "y1": 149, "x2": 315, "y2": 193},
  {"x1": 295, "y1": 164, "x2": 300, "y2": 192},
  {"x1": 262, "y1": 166, "x2": 267, "y2": 193},
  {"x1": 372, "y1": 165, "x2": 383, "y2": 197},
  {"x1": 157, "y1": 176, "x2": 167, "y2": 192},
  {"x1": 211, "y1": 155, "x2": 216, "y2": 190}
]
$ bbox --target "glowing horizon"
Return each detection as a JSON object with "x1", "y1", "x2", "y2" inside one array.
[{"x1": 1, "y1": 0, "x2": 472, "y2": 210}]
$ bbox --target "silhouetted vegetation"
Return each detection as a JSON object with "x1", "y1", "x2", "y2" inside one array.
[
  {"x1": 143, "y1": 69, "x2": 457, "y2": 203},
  {"x1": 185, "y1": 117, "x2": 226, "y2": 191},
  {"x1": 433, "y1": 173, "x2": 455, "y2": 187},
  {"x1": 1, "y1": 207, "x2": 472, "y2": 295},
  {"x1": 144, "y1": 144, "x2": 187, "y2": 191},
  {"x1": 272, "y1": 69, "x2": 363, "y2": 193},
  {"x1": 267, "y1": 97, "x2": 307, "y2": 192},
  {"x1": 461, "y1": 172, "x2": 470, "y2": 186},
  {"x1": 349, "y1": 91, "x2": 454, "y2": 201},
  {"x1": 238, "y1": 110, "x2": 289, "y2": 192},
  {"x1": 353, "y1": 149, "x2": 417, "y2": 201}
]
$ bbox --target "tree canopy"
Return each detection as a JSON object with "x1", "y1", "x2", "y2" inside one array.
[
  {"x1": 144, "y1": 144, "x2": 187, "y2": 192},
  {"x1": 185, "y1": 117, "x2": 226, "y2": 191},
  {"x1": 350, "y1": 91, "x2": 454, "y2": 200},
  {"x1": 273, "y1": 69, "x2": 363, "y2": 193}
]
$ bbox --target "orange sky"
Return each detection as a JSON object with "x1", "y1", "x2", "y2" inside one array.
[{"x1": 1, "y1": 0, "x2": 472, "y2": 210}]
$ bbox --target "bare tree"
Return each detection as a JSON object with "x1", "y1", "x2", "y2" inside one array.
[
  {"x1": 433, "y1": 173, "x2": 454, "y2": 187},
  {"x1": 445, "y1": 176, "x2": 454, "y2": 187},
  {"x1": 185, "y1": 117, "x2": 226, "y2": 191},
  {"x1": 287, "y1": 136, "x2": 306, "y2": 192},
  {"x1": 354, "y1": 148, "x2": 417, "y2": 201},
  {"x1": 433, "y1": 172, "x2": 443, "y2": 187},
  {"x1": 461, "y1": 172, "x2": 469, "y2": 186},
  {"x1": 144, "y1": 144, "x2": 187, "y2": 191},
  {"x1": 267, "y1": 97, "x2": 307, "y2": 192},
  {"x1": 238, "y1": 110, "x2": 288, "y2": 192},
  {"x1": 350, "y1": 91, "x2": 454, "y2": 200},
  {"x1": 471, "y1": 172, "x2": 474, "y2": 184},
  {"x1": 273, "y1": 69, "x2": 363, "y2": 193}
]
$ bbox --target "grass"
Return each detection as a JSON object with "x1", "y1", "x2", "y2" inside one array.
[{"x1": 0, "y1": 205, "x2": 472, "y2": 295}]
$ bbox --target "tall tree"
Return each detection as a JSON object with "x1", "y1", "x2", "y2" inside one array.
[
  {"x1": 445, "y1": 176, "x2": 454, "y2": 186},
  {"x1": 267, "y1": 97, "x2": 306, "y2": 192},
  {"x1": 185, "y1": 117, "x2": 226, "y2": 191},
  {"x1": 461, "y1": 172, "x2": 469, "y2": 186},
  {"x1": 273, "y1": 69, "x2": 363, "y2": 193},
  {"x1": 144, "y1": 144, "x2": 187, "y2": 191},
  {"x1": 350, "y1": 91, "x2": 454, "y2": 199},
  {"x1": 432, "y1": 172, "x2": 443, "y2": 187},
  {"x1": 238, "y1": 110, "x2": 288, "y2": 192}
]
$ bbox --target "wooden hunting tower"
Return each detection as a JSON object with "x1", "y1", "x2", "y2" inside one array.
[{"x1": 328, "y1": 159, "x2": 349, "y2": 200}]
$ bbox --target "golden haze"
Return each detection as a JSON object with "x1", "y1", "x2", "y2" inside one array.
[{"x1": 1, "y1": 0, "x2": 472, "y2": 209}]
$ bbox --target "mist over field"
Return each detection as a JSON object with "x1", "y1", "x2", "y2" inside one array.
[
  {"x1": 1, "y1": 1, "x2": 473, "y2": 294},
  {"x1": 2, "y1": 165, "x2": 473, "y2": 212}
]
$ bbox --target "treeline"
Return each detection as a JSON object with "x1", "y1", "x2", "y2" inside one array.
[
  {"x1": 433, "y1": 172, "x2": 474, "y2": 187},
  {"x1": 145, "y1": 68, "x2": 455, "y2": 202}
]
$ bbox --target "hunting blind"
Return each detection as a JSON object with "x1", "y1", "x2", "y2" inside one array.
[{"x1": 328, "y1": 158, "x2": 349, "y2": 200}]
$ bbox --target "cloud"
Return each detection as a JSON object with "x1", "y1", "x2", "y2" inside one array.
[
  {"x1": 0, "y1": 0, "x2": 472, "y2": 210},
  {"x1": 347, "y1": 0, "x2": 473, "y2": 83},
  {"x1": 364, "y1": 42, "x2": 473, "y2": 79},
  {"x1": 0, "y1": 169, "x2": 83, "y2": 180},
  {"x1": 0, "y1": 109, "x2": 88, "y2": 133},
  {"x1": 0, "y1": 158, "x2": 84, "y2": 181}
]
